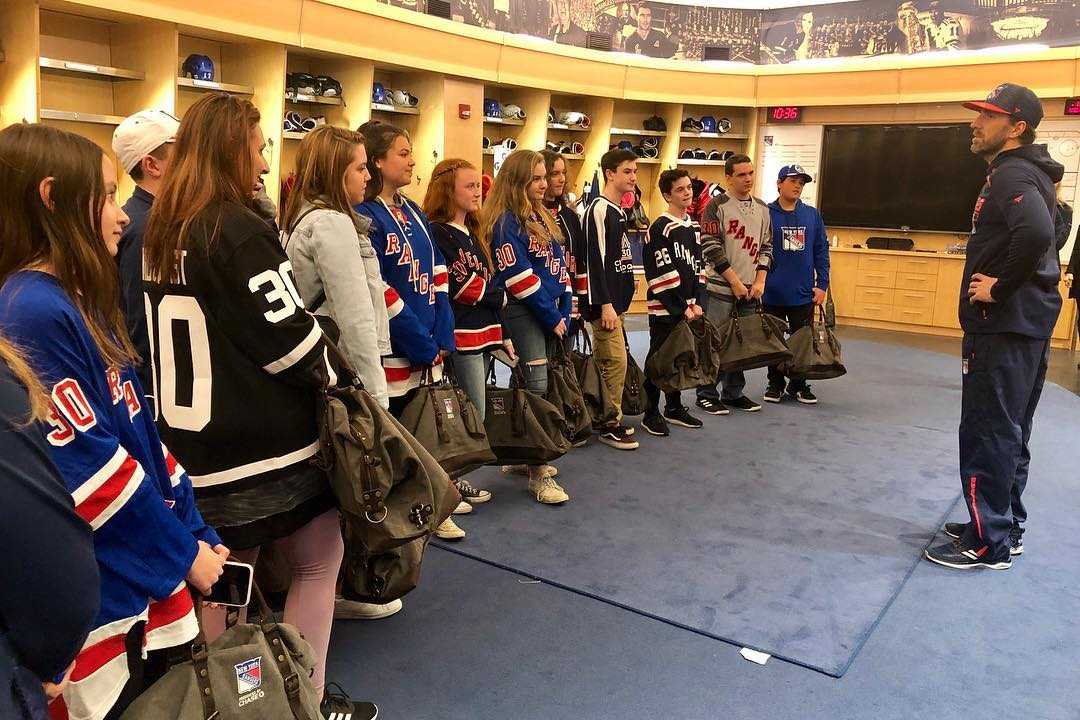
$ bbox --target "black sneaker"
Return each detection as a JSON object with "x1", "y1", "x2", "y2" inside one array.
[
  {"x1": 663, "y1": 406, "x2": 703, "y2": 429},
  {"x1": 942, "y1": 522, "x2": 967, "y2": 540},
  {"x1": 618, "y1": 423, "x2": 636, "y2": 437},
  {"x1": 945, "y1": 522, "x2": 1024, "y2": 556},
  {"x1": 695, "y1": 397, "x2": 730, "y2": 415},
  {"x1": 924, "y1": 539, "x2": 1011, "y2": 570},
  {"x1": 322, "y1": 682, "x2": 378, "y2": 720},
  {"x1": 641, "y1": 412, "x2": 669, "y2": 437},
  {"x1": 726, "y1": 396, "x2": 762, "y2": 412},
  {"x1": 763, "y1": 385, "x2": 784, "y2": 403},
  {"x1": 1009, "y1": 528, "x2": 1024, "y2": 556},
  {"x1": 598, "y1": 425, "x2": 639, "y2": 450},
  {"x1": 792, "y1": 387, "x2": 817, "y2": 405},
  {"x1": 453, "y1": 477, "x2": 492, "y2": 504}
]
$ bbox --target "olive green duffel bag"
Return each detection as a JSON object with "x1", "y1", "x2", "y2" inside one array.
[
  {"x1": 716, "y1": 304, "x2": 793, "y2": 373},
  {"x1": 397, "y1": 368, "x2": 496, "y2": 478},
  {"x1": 120, "y1": 589, "x2": 322, "y2": 720},
  {"x1": 546, "y1": 342, "x2": 592, "y2": 446},
  {"x1": 779, "y1": 305, "x2": 847, "y2": 380},
  {"x1": 485, "y1": 365, "x2": 570, "y2": 466},
  {"x1": 568, "y1": 329, "x2": 618, "y2": 427},
  {"x1": 316, "y1": 345, "x2": 460, "y2": 554},
  {"x1": 645, "y1": 316, "x2": 721, "y2": 392},
  {"x1": 621, "y1": 329, "x2": 647, "y2": 417}
]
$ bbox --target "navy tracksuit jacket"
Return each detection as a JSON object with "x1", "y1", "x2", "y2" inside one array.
[{"x1": 958, "y1": 143, "x2": 1063, "y2": 557}]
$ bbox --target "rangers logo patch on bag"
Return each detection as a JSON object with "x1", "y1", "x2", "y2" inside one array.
[{"x1": 235, "y1": 657, "x2": 262, "y2": 694}]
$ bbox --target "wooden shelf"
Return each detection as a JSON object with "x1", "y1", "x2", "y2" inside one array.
[
  {"x1": 371, "y1": 102, "x2": 419, "y2": 116},
  {"x1": 283, "y1": 131, "x2": 307, "y2": 141},
  {"x1": 286, "y1": 93, "x2": 343, "y2": 106},
  {"x1": 679, "y1": 132, "x2": 749, "y2": 139},
  {"x1": 562, "y1": 153, "x2": 585, "y2": 160},
  {"x1": 609, "y1": 127, "x2": 666, "y2": 137},
  {"x1": 177, "y1": 76, "x2": 254, "y2": 95},
  {"x1": 482, "y1": 148, "x2": 494, "y2": 155},
  {"x1": 635, "y1": 158, "x2": 662, "y2": 164},
  {"x1": 484, "y1": 116, "x2": 524, "y2": 126},
  {"x1": 548, "y1": 123, "x2": 589, "y2": 132},
  {"x1": 39, "y1": 57, "x2": 143, "y2": 81},
  {"x1": 40, "y1": 109, "x2": 125, "y2": 125},
  {"x1": 677, "y1": 159, "x2": 725, "y2": 166}
]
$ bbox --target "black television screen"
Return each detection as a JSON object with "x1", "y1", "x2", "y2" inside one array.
[{"x1": 819, "y1": 124, "x2": 986, "y2": 233}]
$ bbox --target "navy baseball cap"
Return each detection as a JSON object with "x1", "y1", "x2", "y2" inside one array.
[
  {"x1": 778, "y1": 164, "x2": 812, "y2": 183},
  {"x1": 963, "y1": 83, "x2": 1043, "y2": 129}
]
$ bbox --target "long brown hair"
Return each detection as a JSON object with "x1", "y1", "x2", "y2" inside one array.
[
  {"x1": 540, "y1": 149, "x2": 568, "y2": 209},
  {"x1": 358, "y1": 121, "x2": 410, "y2": 203},
  {"x1": 144, "y1": 93, "x2": 261, "y2": 283},
  {"x1": 282, "y1": 126, "x2": 364, "y2": 233},
  {"x1": 0, "y1": 335, "x2": 49, "y2": 422},
  {"x1": 422, "y1": 158, "x2": 487, "y2": 266},
  {"x1": 0, "y1": 123, "x2": 137, "y2": 369},
  {"x1": 479, "y1": 149, "x2": 562, "y2": 252}
]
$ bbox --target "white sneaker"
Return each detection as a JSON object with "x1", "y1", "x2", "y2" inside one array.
[
  {"x1": 452, "y1": 500, "x2": 473, "y2": 515},
  {"x1": 436, "y1": 517, "x2": 466, "y2": 540},
  {"x1": 334, "y1": 597, "x2": 403, "y2": 621},
  {"x1": 528, "y1": 475, "x2": 570, "y2": 504},
  {"x1": 502, "y1": 464, "x2": 558, "y2": 478}
]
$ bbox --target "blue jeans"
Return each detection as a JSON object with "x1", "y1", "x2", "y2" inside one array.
[
  {"x1": 451, "y1": 352, "x2": 489, "y2": 423},
  {"x1": 696, "y1": 294, "x2": 758, "y2": 402},
  {"x1": 502, "y1": 301, "x2": 551, "y2": 395}
]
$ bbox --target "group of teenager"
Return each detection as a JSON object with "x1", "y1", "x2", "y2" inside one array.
[{"x1": 0, "y1": 91, "x2": 830, "y2": 720}]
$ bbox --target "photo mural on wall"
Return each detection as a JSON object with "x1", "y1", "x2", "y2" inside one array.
[{"x1": 415, "y1": 0, "x2": 1080, "y2": 64}]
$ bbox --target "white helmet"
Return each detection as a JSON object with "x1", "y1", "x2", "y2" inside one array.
[
  {"x1": 558, "y1": 111, "x2": 591, "y2": 129},
  {"x1": 503, "y1": 104, "x2": 527, "y2": 120},
  {"x1": 390, "y1": 89, "x2": 419, "y2": 107}
]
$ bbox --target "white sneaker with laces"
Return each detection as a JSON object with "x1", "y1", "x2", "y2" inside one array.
[
  {"x1": 334, "y1": 597, "x2": 403, "y2": 621},
  {"x1": 528, "y1": 475, "x2": 570, "y2": 504},
  {"x1": 452, "y1": 500, "x2": 473, "y2": 515},
  {"x1": 436, "y1": 517, "x2": 466, "y2": 540},
  {"x1": 502, "y1": 464, "x2": 558, "y2": 478}
]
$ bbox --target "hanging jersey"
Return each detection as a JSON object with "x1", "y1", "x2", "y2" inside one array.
[
  {"x1": 431, "y1": 222, "x2": 505, "y2": 354},
  {"x1": 644, "y1": 213, "x2": 705, "y2": 317},
  {"x1": 582, "y1": 196, "x2": 636, "y2": 318},
  {"x1": 0, "y1": 270, "x2": 219, "y2": 720},
  {"x1": 142, "y1": 202, "x2": 333, "y2": 506},
  {"x1": 490, "y1": 211, "x2": 572, "y2": 330},
  {"x1": 357, "y1": 196, "x2": 455, "y2": 396}
]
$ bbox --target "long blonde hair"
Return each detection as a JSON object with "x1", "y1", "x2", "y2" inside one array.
[
  {"x1": 0, "y1": 335, "x2": 49, "y2": 423},
  {"x1": 282, "y1": 126, "x2": 365, "y2": 233},
  {"x1": 479, "y1": 150, "x2": 562, "y2": 252}
]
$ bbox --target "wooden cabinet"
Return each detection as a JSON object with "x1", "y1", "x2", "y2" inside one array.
[
  {"x1": 933, "y1": 259, "x2": 965, "y2": 329},
  {"x1": 828, "y1": 251, "x2": 860, "y2": 318}
]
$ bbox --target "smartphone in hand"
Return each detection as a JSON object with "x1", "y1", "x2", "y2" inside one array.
[{"x1": 205, "y1": 561, "x2": 254, "y2": 607}]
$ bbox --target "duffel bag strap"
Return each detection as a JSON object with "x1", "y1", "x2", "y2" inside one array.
[
  {"x1": 189, "y1": 594, "x2": 219, "y2": 720},
  {"x1": 249, "y1": 584, "x2": 315, "y2": 720}
]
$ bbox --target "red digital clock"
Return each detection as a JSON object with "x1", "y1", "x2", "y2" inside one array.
[
  {"x1": 1065, "y1": 97, "x2": 1080, "y2": 116},
  {"x1": 769, "y1": 106, "x2": 803, "y2": 123}
]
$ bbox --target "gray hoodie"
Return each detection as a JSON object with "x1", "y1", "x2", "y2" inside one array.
[{"x1": 284, "y1": 199, "x2": 391, "y2": 407}]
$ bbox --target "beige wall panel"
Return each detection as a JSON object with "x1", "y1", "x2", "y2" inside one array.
[
  {"x1": 623, "y1": 66, "x2": 755, "y2": 106},
  {"x1": 898, "y1": 59, "x2": 1077, "y2": 103},
  {"x1": 58, "y1": 0, "x2": 301, "y2": 45},
  {"x1": 756, "y1": 69, "x2": 900, "y2": 106},
  {"x1": 498, "y1": 46, "x2": 625, "y2": 96},
  {"x1": 0, "y1": 0, "x2": 40, "y2": 126},
  {"x1": 300, "y1": 1, "x2": 500, "y2": 82},
  {"x1": 443, "y1": 77, "x2": 484, "y2": 169}
]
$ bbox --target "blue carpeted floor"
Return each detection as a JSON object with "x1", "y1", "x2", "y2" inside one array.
[
  {"x1": 326, "y1": 337, "x2": 1080, "y2": 718},
  {"x1": 435, "y1": 337, "x2": 964, "y2": 676}
]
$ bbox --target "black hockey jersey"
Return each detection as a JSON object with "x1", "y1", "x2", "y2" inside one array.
[
  {"x1": 142, "y1": 202, "x2": 333, "y2": 535},
  {"x1": 582, "y1": 195, "x2": 636, "y2": 319},
  {"x1": 644, "y1": 213, "x2": 705, "y2": 318},
  {"x1": 544, "y1": 200, "x2": 586, "y2": 319},
  {"x1": 431, "y1": 221, "x2": 505, "y2": 354}
]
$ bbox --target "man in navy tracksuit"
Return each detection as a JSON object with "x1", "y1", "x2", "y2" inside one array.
[
  {"x1": 925, "y1": 83, "x2": 1064, "y2": 571},
  {"x1": 763, "y1": 165, "x2": 830, "y2": 405}
]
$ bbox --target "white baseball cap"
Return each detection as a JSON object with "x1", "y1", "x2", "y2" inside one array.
[{"x1": 112, "y1": 110, "x2": 180, "y2": 174}]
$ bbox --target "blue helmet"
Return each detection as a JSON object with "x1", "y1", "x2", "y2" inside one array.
[
  {"x1": 372, "y1": 82, "x2": 388, "y2": 104},
  {"x1": 181, "y1": 54, "x2": 214, "y2": 82},
  {"x1": 700, "y1": 115, "x2": 717, "y2": 133},
  {"x1": 483, "y1": 98, "x2": 502, "y2": 118},
  {"x1": 616, "y1": 140, "x2": 634, "y2": 152}
]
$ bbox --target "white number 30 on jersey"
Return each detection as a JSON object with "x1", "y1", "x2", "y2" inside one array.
[{"x1": 249, "y1": 262, "x2": 305, "y2": 323}]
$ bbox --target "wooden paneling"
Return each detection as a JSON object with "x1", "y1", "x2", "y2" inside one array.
[
  {"x1": 0, "y1": 0, "x2": 41, "y2": 126},
  {"x1": 933, "y1": 259, "x2": 965, "y2": 329},
  {"x1": 828, "y1": 251, "x2": 859, "y2": 318},
  {"x1": 896, "y1": 272, "x2": 937, "y2": 292},
  {"x1": 855, "y1": 286, "x2": 895, "y2": 306}
]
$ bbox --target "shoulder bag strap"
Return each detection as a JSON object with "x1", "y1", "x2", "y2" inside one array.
[
  {"x1": 188, "y1": 593, "x2": 219, "y2": 720},
  {"x1": 249, "y1": 584, "x2": 315, "y2": 720},
  {"x1": 284, "y1": 205, "x2": 332, "y2": 313}
]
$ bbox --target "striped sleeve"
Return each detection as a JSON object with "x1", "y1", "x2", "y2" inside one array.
[{"x1": 491, "y1": 213, "x2": 563, "y2": 330}]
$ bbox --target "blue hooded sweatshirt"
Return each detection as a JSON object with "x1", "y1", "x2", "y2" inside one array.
[{"x1": 764, "y1": 198, "x2": 830, "y2": 307}]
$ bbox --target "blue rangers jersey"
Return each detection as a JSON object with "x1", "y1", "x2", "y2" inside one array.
[
  {"x1": 0, "y1": 270, "x2": 219, "y2": 720},
  {"x1": 490, "y1": 211, "x2": 572, "y2": 329}
]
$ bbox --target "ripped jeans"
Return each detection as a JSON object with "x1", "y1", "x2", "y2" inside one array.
[{"x1": 502, "y1": 301, "x2": 553, "y2": 397}]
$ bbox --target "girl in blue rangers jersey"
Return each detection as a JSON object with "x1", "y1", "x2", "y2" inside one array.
[
  {"x1": 355, "y1": 122, "x2": 456, "y2": 415},
  {"x1": 0, "y1": 123, "x2": 226, "y2": 720},
  {"x1": 481, "y1": 149, "x2": 573, "y2": 506}
]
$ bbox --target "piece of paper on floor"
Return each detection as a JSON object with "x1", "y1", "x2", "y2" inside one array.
[{"x1": 740, "y1": 647, "x2": 771, "y2": 665}]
